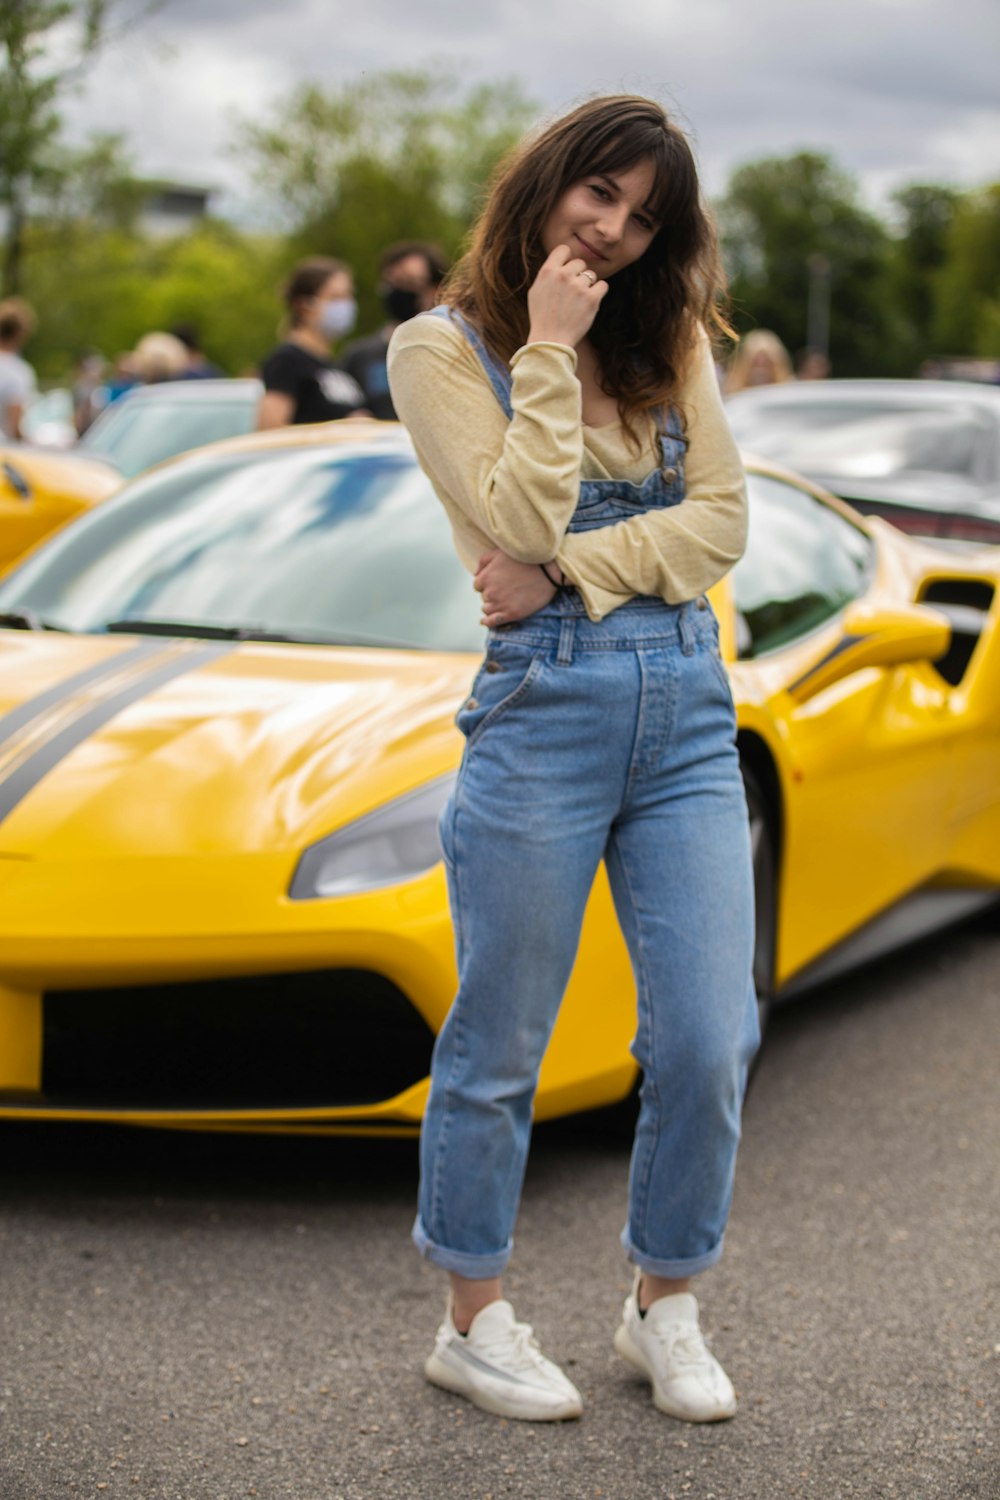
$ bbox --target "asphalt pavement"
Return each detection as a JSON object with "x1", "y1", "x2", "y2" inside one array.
[{"x1": 0, "y1": 913, "x2": 997, "y2": 1500}]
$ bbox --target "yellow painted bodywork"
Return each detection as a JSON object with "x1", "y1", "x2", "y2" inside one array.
[
  {"x1": 0, "y1": 446, "x2": 121, "y2": 570},
  {"x1": 0, "y1": 432, "x2": 998, "y2": 1134}
]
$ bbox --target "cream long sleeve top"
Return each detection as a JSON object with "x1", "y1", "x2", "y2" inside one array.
[{"x1": 386, "y1": 312, "x2": 748, "y2": 622}]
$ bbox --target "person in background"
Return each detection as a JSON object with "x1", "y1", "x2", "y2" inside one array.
[
  {"x1": 171, "y1": 322, "x2": 225, "y2": 379},
  {"x1": 342, "y1": 242, "x2": 448, "y2": 419},
  {"x1": 724, "y1": 328, "x2": 793, "y2": 393},
  {"x1": 131, "y1": 331, "x2": 190, "y2": 385},
  {"x1": 0, "y1": 298, "x2": 39, "y2": 441},
  {"x1": 257, "y1": 257, "x2": 367, "y2": 429},
  {"x1": 92, "y1": 351, "x2": 141, "y2": 416},
  {"x1": 794, "y1": 346, "x2": 831, "y2": 381},
  {"x1": 71, "y1": 350, "x2": 108, "y2": 435}
]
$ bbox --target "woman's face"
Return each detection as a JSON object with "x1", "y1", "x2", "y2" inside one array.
[
  {"x1": 748, "y1": 350, "x2": 778, "y2": 385},
  {"x1": 320, "y1": 270, "x2": 353, "y2": 303},
  {"x1": 541, "y1": 157, "x2": 660, "y2": 279},
  {"x1": 304, "y1": 270, "x2": 354, "y2": 327}
]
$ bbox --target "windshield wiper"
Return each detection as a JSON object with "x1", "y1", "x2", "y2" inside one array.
[
  {"x1": 103, "y1": 619, "x2": 418, "y2": 649},
  {"x1": 105, "y1": 618, "x2": 263, "y2": 640},
  {"x1": 0, "y1": 609, "x2": 69, "y2": 632}
]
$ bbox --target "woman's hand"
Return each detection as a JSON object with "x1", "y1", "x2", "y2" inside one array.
[
  {"x1": 474, "y1": 550, "x2": 557, "y2": 628},
  {"x1": 527, "y1": 245, "x2": 609, "y2": 349}
]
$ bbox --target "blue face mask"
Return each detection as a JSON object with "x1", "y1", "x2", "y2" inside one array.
[{"x1": 317, "y1": 297, "x2": 357, "y2": 339}]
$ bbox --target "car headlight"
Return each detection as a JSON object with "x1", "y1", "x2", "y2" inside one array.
[{"x1": 288, "y1": 774, "x2": 455, "y2": 900}]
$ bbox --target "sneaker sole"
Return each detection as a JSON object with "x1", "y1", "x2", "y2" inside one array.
[
  {"x1": 613, "y1": 1323, "x2": 737, "y2": 1423},
  {"x1": 425, "y1": 1350, "x2": 583, "y2": 1422}
]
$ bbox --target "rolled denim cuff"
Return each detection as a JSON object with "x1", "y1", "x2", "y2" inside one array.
[
  {"x1": 412, "y1": 1214, "x2": 512, "y2": 1279},
  {"x1": 620, "y1": 1227, "x2": 725, "y2": 1279}
]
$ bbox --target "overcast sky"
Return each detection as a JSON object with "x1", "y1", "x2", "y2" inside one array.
[{"x1": 60, "y1": 0, "x2": 1000, "y2": 218}]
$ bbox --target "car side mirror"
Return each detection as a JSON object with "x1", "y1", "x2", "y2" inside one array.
[{"x1": 787, "y1": 601, "x2": 951, "y2": 703}]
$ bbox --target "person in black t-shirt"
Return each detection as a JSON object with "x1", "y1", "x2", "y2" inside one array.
[
  {"x1": 342, "y1": 242, "x2": 448, "y2": 420},
  {"x1": 257, "y1": 257, "x2": 367, "y2": 428}
]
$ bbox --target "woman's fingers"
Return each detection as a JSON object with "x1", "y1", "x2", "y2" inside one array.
[{"x1": 527, "y1": 244, "x2": 609, "y2": 346}]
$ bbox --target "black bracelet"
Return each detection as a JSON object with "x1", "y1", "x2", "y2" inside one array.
[{"x1": 540, "y1": 562, "x2": 566, "y2": 590}]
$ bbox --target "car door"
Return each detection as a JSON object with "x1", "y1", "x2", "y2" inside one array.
[{"x1": 733, "y1": 471, "x2": 954, "y2": 986}]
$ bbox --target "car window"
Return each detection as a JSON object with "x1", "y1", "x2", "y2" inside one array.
[
  {"x1": 726, "y1": 398, "x2": 993, "y2": 484},
  {"x1": 80, "y1": 394, "x2": 257, "y2": 478},
  {"x1": 733, "y1": 472, "x2": 873, "y2": 657},
  {"x1": 0, "y1": 444, "x2": 485, "y2": 652}
]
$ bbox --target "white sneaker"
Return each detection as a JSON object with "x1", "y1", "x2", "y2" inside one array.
[
  {"x1": 424, "y1": 1298, "x2": 583, "y2": 1421},
  {"x1": 613, "y1": 1282, "x2": 737, "y2": 1422}
]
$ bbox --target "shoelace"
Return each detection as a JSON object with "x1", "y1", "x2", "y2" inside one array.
[
  {"x1": 477, "y1": 1320, "x2": 546, "y2": 1372},
  {"x1": 649, "y1": 1323, "x2": 711, "y2": 1371}
]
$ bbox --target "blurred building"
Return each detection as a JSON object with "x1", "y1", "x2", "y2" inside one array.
[{"x1": 139, "y1": 183, "x2": 214, "y2": 239}]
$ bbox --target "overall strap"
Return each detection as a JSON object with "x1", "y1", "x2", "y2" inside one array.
[
  {"x1": 426, "y1": 305, "x2": 682, "y2": 444},
  {"x1": 425, "y1": 306, "x2": 514, "y2": 420}
]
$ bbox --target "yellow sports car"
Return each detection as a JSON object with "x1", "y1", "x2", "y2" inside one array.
[
  {"x1": 0, "y1": 421, "x2": 997, "y2": 1134},
  {"x1": 0, "y1": 445, "x2": 120, "y2": 571}
]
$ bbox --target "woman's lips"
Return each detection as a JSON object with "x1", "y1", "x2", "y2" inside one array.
[{"x1": 575, "y1": 234, "x2": 604, "y2": 262}]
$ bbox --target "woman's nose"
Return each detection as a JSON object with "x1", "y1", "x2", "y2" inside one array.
[{"x1": 595, "y1": 205, "x2": 628, "y2": 244}]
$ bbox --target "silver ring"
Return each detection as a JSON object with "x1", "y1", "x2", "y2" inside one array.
[{"x1": 580, "y1": 269, "x2": 597, "y2": 286}]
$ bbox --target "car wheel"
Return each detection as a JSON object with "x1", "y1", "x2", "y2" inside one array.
[{"x1": 742, "y1": 761, "x2": 777, "y2": 1042}]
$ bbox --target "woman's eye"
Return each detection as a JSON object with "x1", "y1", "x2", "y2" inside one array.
[
  {"x1": 635, "y1": 216, "x2": 654, "y2": 231},
  {"x1": 589, "y1": 184, "x2": 611, "y2": 201}
]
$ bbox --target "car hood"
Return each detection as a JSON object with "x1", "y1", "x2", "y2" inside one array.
[{"x1": 0, "y1": 631, "x2": 473, "y2": 860}]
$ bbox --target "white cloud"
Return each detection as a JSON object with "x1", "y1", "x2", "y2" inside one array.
[{"x1": 56, "y1": 0, "x2": 1000, "y2": 215}]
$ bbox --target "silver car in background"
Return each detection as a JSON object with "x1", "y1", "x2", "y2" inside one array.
[
  {"x1": 725, "y1": 379, "x2": 1000, "y2": 545},
  {"x1": 78, "y1": 378, "x2": 262, "y2": 479}
]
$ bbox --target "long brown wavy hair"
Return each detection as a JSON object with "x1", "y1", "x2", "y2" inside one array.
[{"x1": 444, "y1": 95, "x2": 732, "y2": 437}]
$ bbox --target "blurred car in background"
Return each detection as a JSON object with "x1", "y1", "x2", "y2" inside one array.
[
  {"x1": 0, "y1": 421, "x2": 998, "y2": 1135},
  {"x1": 78, "y1": 377, "x2": 261, "y2": 480},
  {"x1": 19, "y1": 388, "x2": 77, "y2": 450},
  {"x1": 725, "y1": 379, "x2": 1000, "y2": 545},
  {"x1": 0, "y1": 445, "x2": 121, "y2": 571},
  {"x1": 0, "y1": 378, "x2": 262, "y2": 570}
]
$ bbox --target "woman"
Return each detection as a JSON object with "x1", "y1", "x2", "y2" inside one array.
[
  {"x1": 724, "y1": 327, "x2": 794, "y2": 393},
  {"x1": 257, "y1": 257, "x2": 366, "y2": 429},
  {"x1": 388, "y1": 96, "x2": 758, "y2": 1425},
  {"x1": 131, "y1": 330, "x2": 189, "y2": 385}
]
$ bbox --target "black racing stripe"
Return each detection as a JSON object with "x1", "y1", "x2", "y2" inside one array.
[
  {"x1": 0, "y1": 639, "x2": 166, "y2": 752},
  {"x1": 0, "y1": 642, "x2": 234, "y2": 826},
  {"x1": 788, "y1": 633, "x2": 865, "y2": 696}
]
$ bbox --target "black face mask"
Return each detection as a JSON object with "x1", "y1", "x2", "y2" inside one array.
[{"x1": 382, "y1": 287, "x2": 422, "y2": 324}]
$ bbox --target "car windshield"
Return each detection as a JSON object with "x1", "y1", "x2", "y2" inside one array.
[
  {"x1": 79, "y1": 389, "x2": 257, "y2": 478},
  {"x1": 732, "y1": 471, "x2": 873, "y2": 656},
  {"x1": 726, "y1": 398, "x2": 992, "y2": 484},
  {"x1": 0, "y1": 440, "x2": 875, "y2": 657},
  {"x1": 0, "y1": 443, "x2": 485, "y2": 651}
]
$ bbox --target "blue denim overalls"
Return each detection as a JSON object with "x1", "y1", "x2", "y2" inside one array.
[{"x1": 414, "y1": 308, "x2": 760, "y2": 1280}]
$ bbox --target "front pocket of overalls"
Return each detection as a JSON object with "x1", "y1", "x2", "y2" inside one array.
[
  {"x1": 455, "y1": 645, "x2": 546, "y2": 745},
  {"x1": 689, "y1": 606, "x2": 733, "y2": 700}
]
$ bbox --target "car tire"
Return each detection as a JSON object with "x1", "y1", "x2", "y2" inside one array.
[{"x1": 742, "y1": 761, "x2": 777, "y2": 1045}]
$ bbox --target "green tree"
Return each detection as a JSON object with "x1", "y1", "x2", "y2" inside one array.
[
  {"x1": 0, "y1": 1, "x2": 116, "y2": 292},
  {"x1": 235, "y1": 67, "x2": 537, "y2": 334},
  {"x1": 888, "y1": 183, "x2": 960, "y2": 363},
  {"x1": 931, "y1": 184, "x2": 1000, "y2": 358},
  {"x1": 22, "y1": 218, "x2": 286, "y2": 381},
  {"x1": 716, "y1": 152, "x2": 900, "y2": 376}
]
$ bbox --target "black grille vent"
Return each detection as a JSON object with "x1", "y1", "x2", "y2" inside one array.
[
  {"x1": 42, "y1": 970, "x2": 435, "y2": 1110},
  {"x1": 917, "y1": 578, "x2": 995, "y2": 686}
]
